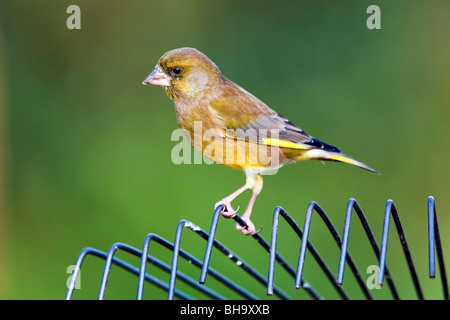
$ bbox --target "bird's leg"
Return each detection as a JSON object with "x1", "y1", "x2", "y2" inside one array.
[
  {"x1": 236, "y1": 191, "x2": 260, "y2": 235},
  {"x1": 236, "y1": 174, "x2": 263, "y2": 236},
  {"x1": 215, "y1": 184, "x2": 249, "y2": 218}
]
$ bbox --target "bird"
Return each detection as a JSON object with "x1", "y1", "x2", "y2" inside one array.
[{"x1": 142, "y1": 47, "x2": 377, "y2": 235}]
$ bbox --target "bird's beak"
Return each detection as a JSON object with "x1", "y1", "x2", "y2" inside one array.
[{"x1": 142, "y1": 66, "x2": 171, "y2": 87}]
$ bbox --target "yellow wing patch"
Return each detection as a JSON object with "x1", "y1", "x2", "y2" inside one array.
[
  {"x1": 262, "y1": 138, "x2": 311, "y2": 150},
  {"x1": 222, "y1": 131, "x2": 312, "y2": 150}
]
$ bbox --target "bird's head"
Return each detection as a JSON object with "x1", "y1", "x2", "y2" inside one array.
[{"x1": 143, "y1": 47, "x2": 223, "y2": 102}]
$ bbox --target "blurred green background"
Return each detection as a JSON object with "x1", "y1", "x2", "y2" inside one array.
[{"x1": 0, "y1": 0, "x2": 449, "y2": 300}]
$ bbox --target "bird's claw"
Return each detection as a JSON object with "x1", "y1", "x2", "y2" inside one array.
[
  {"x1": 236, "y1": 219, "x2": 262, "y2": 236},
  {"x1": 215, "y1": 201, "x2": 238, "y2": 218}
]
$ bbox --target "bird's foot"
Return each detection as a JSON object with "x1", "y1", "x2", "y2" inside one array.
[
  {"x1": 215, "y1": 200, "x2": 239, "y2": 219},
  {"x1": 236, "y1": 217, "x2": 262, "y2": 236}
]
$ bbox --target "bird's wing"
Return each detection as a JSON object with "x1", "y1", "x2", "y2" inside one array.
[{"x1": 209, "y1": 87, "x2": 340, "y2": 152}]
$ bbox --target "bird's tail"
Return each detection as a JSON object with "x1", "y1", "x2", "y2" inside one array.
[
  {"x1": 328, "y1": 152, "x2": 378, "y2": 174},
  {"x1": 299, "y1": 149, "x2": 379, "y2": 174}
]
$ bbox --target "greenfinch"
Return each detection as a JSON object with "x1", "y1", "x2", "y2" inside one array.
[{"x1": 143, "y1": 47, "x2": 376, "y2": 235}]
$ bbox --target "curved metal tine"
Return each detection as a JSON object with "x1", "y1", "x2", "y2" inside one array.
[
  {"x1": 199, "y1": 205, "x2": 223, "y2": 284},
  {"x1": 201, "y1": 206, "x2": 316, "y2": 300},
  {"x1": 428, "y1": 196, "x2": 449, "y2": 300},
  {"x1": 98, "y1": 243, "x2": 119, "y2": 300},
  {"x1": 98, "y1": 242, "x2": 227, "y2": 300},
  {"x1": 137, "y1": 232, "x2": 182, "y2": 299},
  {"x1": 307, "y1": 200, "x2": 372, "y2": 299},
  {"x1": 234, "y1": 213, "x2": 318, "y2": 300},
  {"x1": 138, "y1": 230, "x2": 256, "y2": 301},
  {"x1": 168, "y1": 219, "x2": 258, "y2": 300},
  {"x1": 233, "y1": 209, "x2": 322, "y2": 300},
  {"x1": 292, "y1": 202, "x2": 349, "y2": 299},
  {"x1": 143, "y1": 251, "x2": 227, "y2": 299},
  {"x1": 137, "y1": 233, "x2": 153, "y2": 300},
  {"x1": 267, "y1": 207, "x2": 323, "y2": 300},
  {"x1": 378, "y1": 200, "x2": 424, "y2": 299},
  {"x1": 66, "y1": 247, "x2": 193, "y2": 300},
  {"x1": 337, "y1": 199, "x2": 399, "y2": 299},
  {"x1": 99, "y1": 242, "x2": 178, "y2": 300},
  {"x1": 267, "y1": 209, "x2": 278, "y2": 297},
  {"x1": 154, "y1": 254, "x2": 228, "y2": 299},
  {"x1": 198, "y1": 206, "x2": 292, "y2": 300},
  {"x1": 429, "y1": 197, "x2": 436, "y2": 279},
  {"x1": 65, "y1": 247, "x2": 103, "y2": 300},
  {"x1": 355, "y1": 200, "x2": 399, "y2": 299}
]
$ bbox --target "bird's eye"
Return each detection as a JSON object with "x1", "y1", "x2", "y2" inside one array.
[{"x1": 172, "y1": 67, "x2": 182, "y2": 76}]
